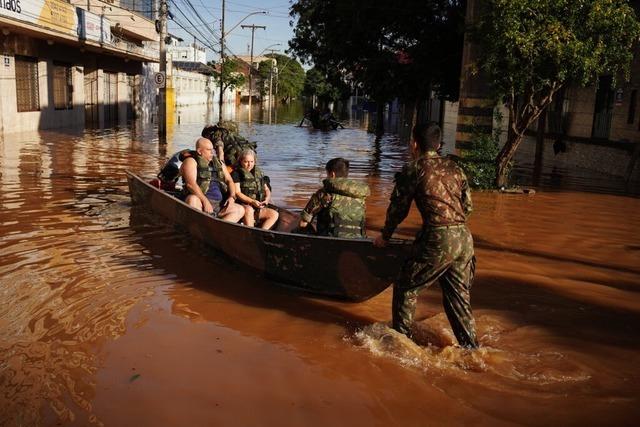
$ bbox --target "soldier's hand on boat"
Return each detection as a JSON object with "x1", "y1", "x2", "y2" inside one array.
[{"x1": 373, "y1": 235, "x2": 389, "y2": 248}]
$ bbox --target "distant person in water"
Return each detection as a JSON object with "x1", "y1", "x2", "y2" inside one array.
[
  {"x1": 231, "y1": 149, "x2": 279, "y2": 229},
  {"x1": 374, "y1": 123, "x2": 478, "y2": 349},
  {"x1": 298, "y1": 157, "x2": 370, "y2": 238},
  {"x1": 180, "y1": 137, "x2": 244, "y2": 222}
]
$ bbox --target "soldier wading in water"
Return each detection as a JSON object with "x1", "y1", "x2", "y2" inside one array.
[{"x1": 374, "y1": 123, "x2": 478, "y2": 349}]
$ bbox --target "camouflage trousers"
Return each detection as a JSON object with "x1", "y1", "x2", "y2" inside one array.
[{"x1": 393, "y1": 225, "x2": 478, "y2": 348}]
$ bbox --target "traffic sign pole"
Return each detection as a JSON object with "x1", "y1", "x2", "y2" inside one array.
[{"x1": 158, "y1": 0, "x2": 167, "y2": 137}]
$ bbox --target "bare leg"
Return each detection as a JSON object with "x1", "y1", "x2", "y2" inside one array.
[
  {"x1": 259, "y1": 207, "x2": 279, "y2": 230},
  {"x1": 218, "y1": 202, "x2": 244, "y2": 223},
  {"x1": 243, "y1": 205, "x2": 255, "y2": 227},
  {"x1": 185, "y1": 194, "x2": 204, "y2": 210}
]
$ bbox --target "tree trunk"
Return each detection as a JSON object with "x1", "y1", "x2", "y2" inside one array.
[
  {"x1": 532, "y1": 108, "x2": 547, "y2": 186},
  {"x1": 375, "y1": 101, "x2": 385, "y2": 136},
  {"x1": 495, "y1": 132, "x2": 524, "y2": 188},
  {"x1": 495, "y1": 85, "x2": 560, "y2": 188}
]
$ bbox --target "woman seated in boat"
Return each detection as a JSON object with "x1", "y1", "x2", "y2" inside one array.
[
  {"x1": 231, "y1": 149, "x2": 279, "y2": 230},
  {"x1": 298, "y1": 157, "x2": 370, "y2": 238}
]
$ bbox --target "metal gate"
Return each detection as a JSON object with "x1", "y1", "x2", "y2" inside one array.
[
  {"x1": 104, "y1": 72, "x2": 118, "y2": 125},
  {"x1": 84, "y1": 69, "x2": 99, "y2": 126}
]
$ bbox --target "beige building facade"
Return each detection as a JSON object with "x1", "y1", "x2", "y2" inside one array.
[{"x1": 0, "y1": 0, "x2": 159, "y2": 134}]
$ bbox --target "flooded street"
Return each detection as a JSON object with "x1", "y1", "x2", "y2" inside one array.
[{"x1": 1, "y1": 105, "x2": 639, "y2": 426}]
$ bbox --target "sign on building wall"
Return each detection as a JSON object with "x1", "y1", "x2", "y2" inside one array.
[
  {"x1": 77, "y1": 8, "x2": 111, "y2": 44},
  {"x1": 0, "y1": 0, "x2": 77, "y2": 36}
]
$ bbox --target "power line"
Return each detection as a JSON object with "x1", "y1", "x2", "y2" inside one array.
[
  {"x1": 169, "y1": 0, "x2": 220, "y2": 49},
  {"x1": 179, "y1": 0, "x2": 221, "y2": 40},
  {"x1": 168, "y1": 15, "x2": 220, "y2": 53}
]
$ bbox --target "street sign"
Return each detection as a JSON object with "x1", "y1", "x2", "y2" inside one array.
[{"x1": 154, "y1": 72, "x2": 166, "y2": 88}]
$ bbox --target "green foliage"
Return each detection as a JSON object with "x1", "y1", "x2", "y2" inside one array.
[
  {"x1": 459, "y1": 115, "x2": 506, "y2": 189},
  {"x1": 209, "y1": 58, "x2": 246, "y2": 92},
  {"x1": 289, "y1": 0, "x2": 465, "y2": 103},
  {"x1": 475, "y1": 0, "x2": 640, "y2": 106},
  {"x1": 256, "y1": 60, "x2": 273, "y2": 97},
  {"x1": 303, "y1": 67, "x2": 350, "y2": 103},
  {"x1": 474, "y1": 0, "x2": 640, "y2": 186},
  {"x1": 459, "y1": 133, "x2": 502, "y2": 189},
  {"x1": 266, "y1": 53, "x2": 306, "y2": 103}
]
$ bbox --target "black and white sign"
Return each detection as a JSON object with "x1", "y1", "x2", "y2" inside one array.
[
  {"x1": 154, "y1": 72, "x2": 166, "y2": 88},
  {"x1": 4, "y1": 56, "x2": 9, "y2": 67}
]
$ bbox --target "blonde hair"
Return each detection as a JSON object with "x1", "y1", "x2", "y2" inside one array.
[{"x1": 239, "y1": 148, "x2": 256, "y2": 162}]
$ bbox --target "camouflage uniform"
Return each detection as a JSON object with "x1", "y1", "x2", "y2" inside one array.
[
  {"x1": 301, "y1": 178, "x2": 370, "y2": 238},
  {"x1": 381, "y1": 151, "x2": 478, "y2": 348},
  {"x1": 216, "y1": 120, "x2": 257, "y2": 166}
]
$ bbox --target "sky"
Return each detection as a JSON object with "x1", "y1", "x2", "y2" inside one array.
[{"x1": 166, "y1": 0, "x2": 297, "y2": 63}]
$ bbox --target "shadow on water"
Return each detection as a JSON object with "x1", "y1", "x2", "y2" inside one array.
[
  {"x1": 468, "y1": 273, "x2": 640, "y2": 349},
  {"x1": 474, "y1": 236, "x2": 640, "y2": 277}
]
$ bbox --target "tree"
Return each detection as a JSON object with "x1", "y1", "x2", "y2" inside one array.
[
  {"x1": 256, "y1": 60, "x2": 273, "y2": 97},
  {"x1": 474, "y1": 0, "x2": 640, "y2": 187},
  {"x1": 303, "y1": 67, "x2": 350, "y2": 104},
  {"x1": 289, "y1": 0, "x2": 465, "y2": 135},
  {"x1": 209, "y1": 58, "x2": 246, "y2": 96},
  {"x1": 266, "y1": 53, "x2": 306, "y2": 103}
]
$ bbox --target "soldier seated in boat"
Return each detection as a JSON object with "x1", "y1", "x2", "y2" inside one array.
[
  {"x1": 231, "y1": 149, "x2": 279, "y2": 230},
  {"x1": 180, "y1": 137, "x2": 245, "y2": 222},
  {"x1": 298, "y1": 157, "x2": 370, "y2": 238}
]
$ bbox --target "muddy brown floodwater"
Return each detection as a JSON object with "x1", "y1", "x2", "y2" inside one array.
[{"x1": 1, "y1": 105, "x2": 639, "y2": 426}]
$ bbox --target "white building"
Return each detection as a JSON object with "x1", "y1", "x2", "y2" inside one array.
[
  {"x1": 167, "y1": 38, "x2": 207, "y2": 64},
  {"x1": 166, "y1": 37, "x2": 237, "y2": 109}
]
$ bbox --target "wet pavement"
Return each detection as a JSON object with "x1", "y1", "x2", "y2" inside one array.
[{"x1": 1, "y1": 104, "x2": 639, "y2": 426}]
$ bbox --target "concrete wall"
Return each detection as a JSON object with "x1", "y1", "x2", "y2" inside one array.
[
  {"x1": 172, "y1": 69, "x2": 213, "y2": 107},
  {"x1": 0, "y1": 37, "x2": 84, "y2": 133},
  {"x1": 0, "y1": 32, "x2": 152, "y2": 134}
]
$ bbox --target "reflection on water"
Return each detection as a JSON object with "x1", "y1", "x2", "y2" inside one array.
[{"x1": 0, "y1": 103, "x2": 639, "y2": 426}]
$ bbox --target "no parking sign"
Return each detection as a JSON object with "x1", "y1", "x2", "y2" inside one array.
[{"x1": 154, "y1": 72, "x2": 166, "y2": 88}]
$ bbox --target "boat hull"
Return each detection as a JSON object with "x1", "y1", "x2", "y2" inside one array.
[{"x1": 127, "y1": 172, "x2": 412, "y2": 302}]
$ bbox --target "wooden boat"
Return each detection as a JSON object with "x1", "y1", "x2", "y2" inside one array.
[{"x1": 126, "y1": 171, "x2": 412, "y2": 302}]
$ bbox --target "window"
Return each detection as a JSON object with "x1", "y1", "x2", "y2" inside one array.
[
  {"x1": 119, "y1": 0, "x2": 154, "y2": 20},
  {"x1": 628, "y1": 89, "x2": 637, "y2": 125},
  {"x1": 53, "y1": 63, "x2": 73, "y2": 110},
  {"x1": 15, "y1": 56, "x2": 40, "y2": 112}
]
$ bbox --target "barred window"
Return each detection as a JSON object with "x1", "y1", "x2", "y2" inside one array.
[
  {"x1": 53, "y1": 63, "x2": 73, "y2": 110},
  {"x1": 15, "y1": 56, "x2": 40, "y2": 112}
]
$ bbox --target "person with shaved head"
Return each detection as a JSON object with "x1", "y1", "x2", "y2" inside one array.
[{"x1": 180, "y1": 137, "x2": 244, "y2": 222}]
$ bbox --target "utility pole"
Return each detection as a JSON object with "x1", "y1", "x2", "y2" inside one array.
[
  {"x1": 266, "y1": 48, "x2": 279, "y2": 108},
  {"x1": 158, "y1": 0, "x2": 168, "y2": 136},
  {"x1": 217, "y1": 0, "x2": 225, "y2": 123},
  {"x1": 241, "y1": 24, "x2": 265, "y2": 113}
]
